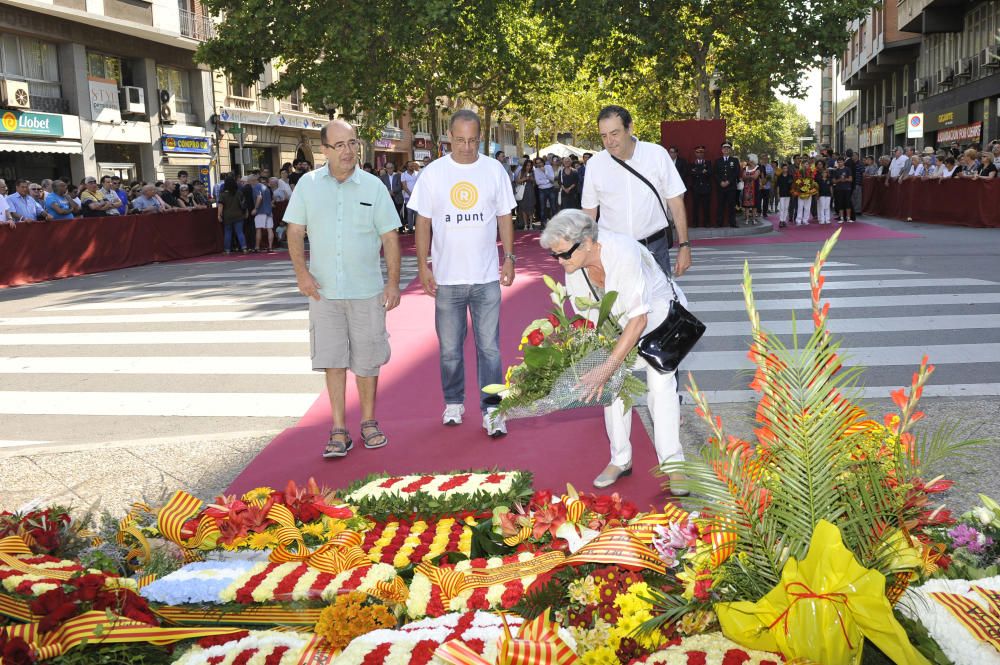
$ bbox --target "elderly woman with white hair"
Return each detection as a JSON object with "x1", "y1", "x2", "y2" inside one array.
[{"x1": 540, "y1": 208, "x2": 688, "y2": 494}]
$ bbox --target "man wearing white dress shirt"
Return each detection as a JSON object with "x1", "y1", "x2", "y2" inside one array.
[{"x1": 580, "y1": 105, "x2": 691, "y2": 279}]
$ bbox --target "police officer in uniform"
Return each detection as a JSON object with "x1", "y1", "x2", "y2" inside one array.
[
  {"x1": 688, "y1": 145, "x2": 712, "y2": 227},
  {"x1": 715, "y1": 141, "x2": 741, "y2": 228}
]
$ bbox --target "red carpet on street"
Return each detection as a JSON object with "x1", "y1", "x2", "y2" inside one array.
[
  {"x1": 694, "y1": 215, "x2": 921, "y2": 246},
  {"x1": 228, "y1": 232, "x2": 672, "y2": 510}
]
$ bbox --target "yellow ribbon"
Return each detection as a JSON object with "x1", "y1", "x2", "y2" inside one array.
[
  {"x1": 436, "y1": 611, "x2": 578, "y2": 665},
  {"x1": 2, "y1": 610, "x2": 244, "y2": 661},
  {"x1": 156, "y1": 490, "x2": 219, "y2": 556},
  {"x1": 0, "y1": 534, "x2": 76, "y2": 581}
]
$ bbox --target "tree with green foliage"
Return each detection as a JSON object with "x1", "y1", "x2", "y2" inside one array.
[{"x1": 536, "y1": 0, "x2": 879, "y2": 120}]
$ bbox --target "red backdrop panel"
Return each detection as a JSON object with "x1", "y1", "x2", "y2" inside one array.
[
  {"x1": 660, "y1": 119, "x2": 728, "y2": 227},
  {"x1": 863, "y1": 177, "x2": 1000, "y2": 227},
  {"x1": 0, "y1": 209, "x2": 222, "y2": 287}
]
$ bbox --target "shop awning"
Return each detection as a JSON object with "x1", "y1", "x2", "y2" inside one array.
[
  {"x1": 0, "y1": 139, "x2": 83, "y2": 155},
  {"x1": 162, "y1": 156, "x2": 212, "y2": 165}
]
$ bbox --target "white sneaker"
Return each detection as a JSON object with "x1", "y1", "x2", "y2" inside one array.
[
  {"x1": 483, "y1": 408, "x2": 507, "y2": 437},
  {"x1": 442, "y1": 404, "x2": 465, "y2": 426}
]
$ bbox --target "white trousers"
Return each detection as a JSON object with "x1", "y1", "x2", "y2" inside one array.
[
  {"x1": 778, "y1": 197, "x2": 790, "y2": 223},
  {"x1": 605, "y1": 359, "x2": 682, "y2": 467},
  {"x1": 797, "y1": 196, "x2": 812, "y2": 224},
  {"x1": 818, "y1": 196, "x2": 831, "y2": 224}
]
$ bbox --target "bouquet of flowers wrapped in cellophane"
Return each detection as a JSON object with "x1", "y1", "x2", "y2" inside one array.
[
  {"x1": 791, "y1": 176, "x2": 819, "y2": 199},
  {"x1": 485, "y1": 275, "x2": 646, "y2": 420}
]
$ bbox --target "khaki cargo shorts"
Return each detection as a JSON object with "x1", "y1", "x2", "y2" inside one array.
[{"x1": 309, "y1": 294, "x2": 390, "y2": 376}]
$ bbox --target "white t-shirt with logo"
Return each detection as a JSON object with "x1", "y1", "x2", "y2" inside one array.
[
  {"x1": 400, "y1": 170, "x2": 419, "y2": 201},
  {"x1": 407, "y1": 154, "x2": 516, "y2": 286}
]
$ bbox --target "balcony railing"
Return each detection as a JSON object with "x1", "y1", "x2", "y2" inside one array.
[{"x1": 179, "y1": 8, "x2": 214, "y2": 41}]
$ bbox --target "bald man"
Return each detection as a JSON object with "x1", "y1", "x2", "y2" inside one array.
[{"x1": 284, "y1": 119, "x2": 402, "y2": 459}]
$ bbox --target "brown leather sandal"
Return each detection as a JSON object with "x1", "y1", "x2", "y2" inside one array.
[
  {"x1": 360, "y1": 420, "x2": 388, "y2": 449},
  {"x1": 323, "y1": 428, "x2": 353, "y2": 458}
]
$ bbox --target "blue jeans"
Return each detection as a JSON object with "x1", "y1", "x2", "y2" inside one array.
[
  {"x1": 223, "y1": 220, "x2": 247, "y2": 251},
  {"x1": 538, "y1": 187, "x2": 557, "y2": 223},
  {"x1": 435, "y1": 282, "x2": 502, "y2": 413},
  {"x1": 404, "y1": 205, "x2": 416, "y2": 232}
]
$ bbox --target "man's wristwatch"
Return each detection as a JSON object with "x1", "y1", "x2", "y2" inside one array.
[
  {"x1": 678, "y1": 241, "x2": 691, "y2": 249},
  {"x1": 504, "y1": 253, "x2": 517, "y2": 264}
]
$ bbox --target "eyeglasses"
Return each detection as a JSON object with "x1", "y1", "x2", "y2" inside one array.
[
  {"x1": 323, "y1": 139, "x2": 361, "y2": 151},
  {"x1": 550, "y1": 242, "x2": 581, "y2": 261}
]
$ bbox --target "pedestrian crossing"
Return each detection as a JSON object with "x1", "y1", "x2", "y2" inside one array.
[
  {"x1": 0, "y1": 243, "x2": 998, "y2": 450},
  {"x1": 677, "y1": 245, "x2": 1000, "y2": 404}
]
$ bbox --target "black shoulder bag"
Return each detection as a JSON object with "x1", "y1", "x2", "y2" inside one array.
[
  {"x1": 608, "y1": 152, "x2": 674, "y2": 249},
  {"x1": 581, "y1": 251, "x2": 705, "y2": 375}
]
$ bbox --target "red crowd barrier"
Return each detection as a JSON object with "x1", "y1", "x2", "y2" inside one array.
[
  {"x1": 863, "y1": 176, "x2": 1000, "y2": 228},
  {"x1": 0, "y1": 208, "x2": 223, "y2": 288}
]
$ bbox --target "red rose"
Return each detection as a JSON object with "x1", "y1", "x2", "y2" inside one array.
[
  {"x1": 590, "y1": 495, "x2": 614, "y2": 515},
  {"x1": 294, "y1": 503, "x2": 321, "y2": 524},
  {"x1": 571, "y1": 318, "x2": 592, "y2": 330},
  {"x1": 2, "y1": 637, "x2": 36, "y2": 665},
  {"x1": 527, "y1": 329, "x2": 545, "y2": 346},
  {"x1": 529, "y1": 490, "x2": 552, "y2": 510},
  {"x1": 547, "y1": 314, "x2": 560, "y2": 328}
]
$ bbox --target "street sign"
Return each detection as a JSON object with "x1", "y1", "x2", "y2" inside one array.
[
  {"x1": 907, "y1": 113, "x2": 924, "y2": 139},
  {"x1": 230, "y1": 126, "x2": 244, "y2": 135}
]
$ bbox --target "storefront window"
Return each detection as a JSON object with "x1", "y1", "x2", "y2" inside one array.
[
  {"x1": 0, "y1": 33, "x2": 61, "y2": 100},
  {"x1": 156, "y1": 66, "x2": 193, "y2": 115}
]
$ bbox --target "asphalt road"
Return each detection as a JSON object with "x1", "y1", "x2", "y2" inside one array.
[{"x1": 1, "y1": 215, "x2": 998, "y2": 513}]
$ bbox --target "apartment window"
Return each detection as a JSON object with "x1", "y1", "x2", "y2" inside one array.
[
  {"x1": 0, "y1": 33, "x2": 61, "y2": 99},
  {"x1": 156, "y1": 66, "x2": 193, "y2": 115},
  {"x1": 281, "y1": 87, "x2": 303, "y2": 112},
  {"x1": 410, "y1": 116, "x2": 430, "y2": 135},
  {"x1": 439, "y1": 113, "x2": 451, "y2": 137},
  {"x1": 229, "y1": 79, "x2": 254, "y2": 99},
  {"x1": 87, "y1": 52, "x2": 122, "y2": 84}
]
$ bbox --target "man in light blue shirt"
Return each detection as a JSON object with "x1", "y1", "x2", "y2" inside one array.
[
  {"x1": 131, "y1": 184, "x2": 164, "y2": 213},
  {"x1": 285, "y1": 119, "x2": 401, "y2": 459},
  {"x1": 7, "y1": 179, "x2": 49, "y2": 222},
  {"x1": 44, "y1": 180, "x2": 79, "y2": 219}
]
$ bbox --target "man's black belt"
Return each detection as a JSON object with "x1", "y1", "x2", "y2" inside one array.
[{"x1": 638, "y1": 228, "x2": 667, "y2": 245}]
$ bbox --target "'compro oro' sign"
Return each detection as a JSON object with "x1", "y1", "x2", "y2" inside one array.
[{"x1": 0, "y1": 109, "x2": 64, "y2": 137}]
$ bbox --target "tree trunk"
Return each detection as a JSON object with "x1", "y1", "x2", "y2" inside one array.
[
  {"x1": 693, "y1": 47, "x2": 713, "y2": 120},
  {"x1": 427, "y1": 91, "x2": 440, "y2": 158},
  {"x1": 481, "y1": 105, "x2": 494, "y2": 155}
]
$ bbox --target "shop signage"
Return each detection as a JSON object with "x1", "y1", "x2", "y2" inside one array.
[
  {"x1": 893, "y1": 117, "x2": 906, "y2": 135},
  {"x1": 88, "y1": 77, "x2": 121, "y2": 124},
  {"x1": 0, "y1": 109, "x2": 64, "y2": 137},
  {"x1": 374, "y1": 138, "x2": 395, "y2": 149},
  {"x1": 937, "y1": 121, "x2": 982, "y2": 144},
  {"x1": 381, "y1": 127, "x2": 403, "y2": 141},
  {"x1": 906, "y1": 113, "x2": 924, "y2": 139},
  {"x1": 218, "y1": 107, "x2": 324, "y2": 129},
  {"x1": 858, "y1": 125, "x2": 885, "y2": 149},
  {"x1": 414, "y1": 149, "x2": 431, "y2": 161},
  {"x1": 413, "y1": 137, "x2": 427, "y2": 149},
  {"x1": 161, "y1": 135, "x2": 212, "y2": 154},
  {"x1": 198, "y1": 166, "x2": 211, "y2": 187},
  {"x1": 926, "y1": 105, "x2": 969, "y2": 131}
]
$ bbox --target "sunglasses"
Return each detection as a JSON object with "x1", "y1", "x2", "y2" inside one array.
[{"x1": 550, "y1": 242, "x2": 581, "y2": 261}]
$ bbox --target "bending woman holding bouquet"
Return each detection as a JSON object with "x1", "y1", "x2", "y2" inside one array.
[{"x1": 540, "y1": 209, "x2": 688, "y2": 495}]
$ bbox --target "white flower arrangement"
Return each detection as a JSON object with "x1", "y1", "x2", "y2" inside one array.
[
  {"x1": 169, "y1": 630, "x2": 312, "y2": 665},
  {"x1": 639, "y1": 633, "x2": 781, "y2": 664},
  {"x1": 899, "y1": 576, "x2": 1000, "y2": 665},
  {"x1": 141, "y1": 560, "x2": 259, "y2": 605},
  {"x1": 344, "y1": 472, "x2": 519, "y2": 504}
]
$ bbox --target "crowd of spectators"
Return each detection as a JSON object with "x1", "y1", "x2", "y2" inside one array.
[
  {"x1": 870, "y1": 140, "x2": 1000, "y2": 181},
  {"x1": 0, "y1": 170, "x2": 214, "y2": 229}
]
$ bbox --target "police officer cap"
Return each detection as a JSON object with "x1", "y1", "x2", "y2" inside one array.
[
  {"x1": 694, "y1": 145, "x2": 706, "y2": 151},
  {"x1": 721, "y1": 141, "x2": 732, "y2": 149}
]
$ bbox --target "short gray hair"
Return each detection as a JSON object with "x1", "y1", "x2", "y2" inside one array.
[
  {"x1": 449, "y1": 109, "x2": 481, "y2": 133},
  {"x1": 540, "y1": 209, "x2": 598, "y2": 249}
]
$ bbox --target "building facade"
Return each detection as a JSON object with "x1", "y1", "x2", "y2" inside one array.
[
  {"x1": 0, "y1": 0, "x2": 216, "y2": 185},
  {"x1": 839, "y1": 0, "x2": 1000, "y2": 157}
]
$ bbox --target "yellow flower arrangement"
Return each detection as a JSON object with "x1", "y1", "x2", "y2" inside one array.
[
  {"x1": 242, "y1": 486, "x2": 275, "y2": 506},
  {"x1": 246, "y1": 531, "x2": 279, "y2": 550},
  {"x1": 314, "y1": 592, "x2": 396, "y2": 651}
]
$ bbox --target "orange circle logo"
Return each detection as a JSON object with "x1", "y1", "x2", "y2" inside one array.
[
  {"x1": 1, "y1": 112, "x2": 16, "y2": 132},
  {"x1": 450, "y1": 181, "x2": 478, "y2": 210}
]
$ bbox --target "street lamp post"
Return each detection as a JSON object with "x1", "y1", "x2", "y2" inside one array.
[
  {"x1": 533, "y1": 125, "x2": 541, "y2": 158},
  {"x1": 709, "y1": 73, "x2": 721, "y2": 120}
]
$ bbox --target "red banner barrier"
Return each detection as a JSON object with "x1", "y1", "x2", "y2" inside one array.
[
  {"x1": 0, "y1": 209, "x2": 223, "y2": 288},
  {"x1": 862, "y1": 176, "x2": 1000, "y2": 228}
]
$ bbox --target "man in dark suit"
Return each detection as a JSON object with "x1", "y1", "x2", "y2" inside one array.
[
  {"x1": 688, "y1": 145, "x2": 712, "y2": 228},
  {"x1": 667, "y1": 146, "x2": 687, "y2": 186},
  {"x1": 380, "y1": 162, "x2": 404, "y2": 225},
  {"x1": 715, "y1": 141, "x2": 740, "y2": 227}
]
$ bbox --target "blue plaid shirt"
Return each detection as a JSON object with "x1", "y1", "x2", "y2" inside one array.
[{"x1": 6, "y1": 193, "x2": 44, "y2": 221}]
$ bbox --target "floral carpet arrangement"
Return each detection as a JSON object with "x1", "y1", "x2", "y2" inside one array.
[{"x1": 2, "y1": 232, "x2": 997, "y2": 665}]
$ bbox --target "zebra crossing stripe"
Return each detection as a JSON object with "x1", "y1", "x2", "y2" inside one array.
[
  {"x1": 679, "y1": 384, "x2": 1000, "y2": 404},
  {"x1": 682, "y1": 278, "x2": 995, "y2": 294},
  {"x1": 701, "y1": 314, "x2": 1000, "y2": 336},
  {"x1": 0, "y1": 392, "x2": 317, "y2": 417},
  {"x1": 0, "y1": 330, "x2": 309, "y2": 345},
  {"x1": 0, "y1": 356, "x2": 314, "y2": 375},
  {"x1": 691, "y1": 292, "x2": 1000, "y2": 312}
]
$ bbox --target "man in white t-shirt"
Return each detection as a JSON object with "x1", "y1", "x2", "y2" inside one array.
[
  {"x1": 408, "y1": 110, "x2": 517, "y2": 437},
  {"x1": 581, "y1": 105, "x2": 692, "y2": 279},
  {"x1": 888, "y1": 146, "x2": 910, "y2": 178},
  {"x1": 400, "y1": 160, "x2": 420, "y2": 233}
]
